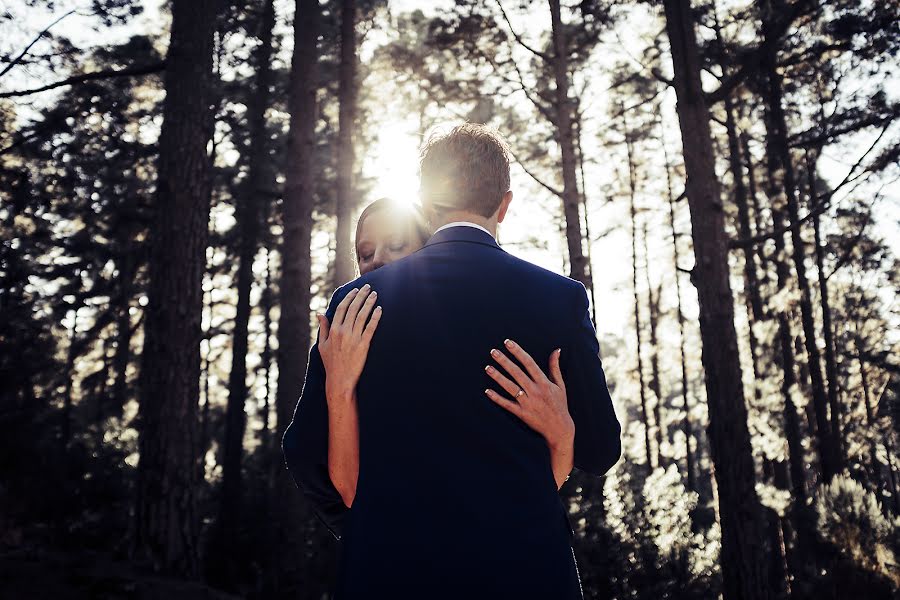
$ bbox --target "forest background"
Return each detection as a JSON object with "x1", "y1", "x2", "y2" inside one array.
[{"x1": 1, "y1": 0, "x2": 898, "y2": 598}]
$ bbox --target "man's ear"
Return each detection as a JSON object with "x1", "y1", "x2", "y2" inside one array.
[
  {"x1": 420, "y1": 197, "x2": 436, "y2": 227},
  {"x1": 496, "y1": 190, "x2": 514, "y2": 223}
]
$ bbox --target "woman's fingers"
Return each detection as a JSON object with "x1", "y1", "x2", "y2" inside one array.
[
  {"x1": 485, "y1": 362, "x2": 524, "y2": 399},
  {"x1": 333, "y1": 288, "x2": 359, "y2": 326},
  {"x1": 316, "y1": 313, "x2": 330, "y2": 342},
  {"x1": 484, "y1": 388, "x2": 523, "y2": 416},
  {"x1": 345, "y1": 284, "x2": 371, "y2": 325},
  {"x1": 362, "y1": 306, "x2": 383, "y2": 342},
  {"x1": 502, "y1": 339, "x2": 545, "y2": 383},
  {"x1": 549, "y1": 348, "x2": 564, "y2": 389},
  {"x1": 353, "y1": 288, "x2": 378, "y2": 334},
  {"x1": 489, "y1": 348, "x2": 534, "y2": 395}
]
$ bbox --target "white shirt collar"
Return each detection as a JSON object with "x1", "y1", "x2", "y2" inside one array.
[{"x1": 432, "y1": 221, "x2": 495, "y2": 238}]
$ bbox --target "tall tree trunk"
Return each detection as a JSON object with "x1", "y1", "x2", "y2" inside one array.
[
  {"x1": 642, "y1": 219, "x2": 666, "y2": 461},
  {"x1": 660, "y1": 116, "x2": 695, "y2": 493},
  {"x1": 723, "y1": 99, "x2": 772, "y2": 469},
  {"x1": 661, "y1": 1, "x2": 770, "y2": 597},
  {"x1": 758, "y1": 132, "x2": 818, "y2": 576},
  {"x1": 333, "y1": 0, "x2": 358, "y2": 287},
  {"x1": 215, "y1": 0, "x2": 276, "y2": 584},
  {"x1": 624, "y1": 125, "x2": 654, "y2": 470},
  {"x1": 740, "y1": 132, "x2": 771, "y2": 292},
  {"x1": 725, "y1": 105, "x2": 803, "y2": 592},
  {"x1": 804, "y1": 149, "x2": 843, "y2": 468},
  {"x1": 724, "y1": 100, "x2": 764, "y2": 324},
  {"x1": 112, "y1": 255, "x2": 134, "y2": 417},
  {"x1": 133, "y1": 0, "x2": 218, "y2": 576},
  {"x1": 759, "y1": 0, "x2": 837, "y2": 481},
  {"x1": 548, "y1": 0, "x2": 591, "y2": 291},
  {"x1": 273, "y1": 0, "x2": 319, "y2": 592},
  {"x1": 857, "y1": 337, "x2": 880, "y2": 485}
]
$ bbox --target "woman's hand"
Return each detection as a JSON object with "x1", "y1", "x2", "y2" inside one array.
[
  {"x1": 318, "y1": 284, "x2": 382, "y2": 402},
  {"x1": 318, "y1": 284, "x2": 381, "y2": 508},
  {"x1": 484, "y1": 339, "x2": 575, "y2": 489}
]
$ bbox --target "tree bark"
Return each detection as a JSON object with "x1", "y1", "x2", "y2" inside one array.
[
  {"x1": 548, "y1": 0, "x2": 591, "y2": 291},
  {"x1": 273, "y1": 0, "x2": 319, "y2": 592},
  {"x1": 333, "y1": 0, "x2": 358, "y2": 287},
  {"x1": 133, "y1": 0, "x2": 218, "y2": 576},
  {"x1": 661, "y1": 1, "x2": 770, "y2": 597}
]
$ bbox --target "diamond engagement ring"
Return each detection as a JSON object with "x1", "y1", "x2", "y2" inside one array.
[{"x1": 515, "y1": 389, "x2": 525, "y2": 399}]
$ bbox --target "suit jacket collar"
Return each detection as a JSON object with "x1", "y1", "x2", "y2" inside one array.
[{"x1": 424, "y1": 223, "x2": 502, "y2": 250}]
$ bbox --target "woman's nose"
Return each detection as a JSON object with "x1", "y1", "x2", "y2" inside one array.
[{"x1": 371, "y1": 247, "x2": 387, "y2": 270}]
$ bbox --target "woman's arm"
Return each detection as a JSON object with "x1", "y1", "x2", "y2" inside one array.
[
  {"x1": 326, "y1": 389, "x2": 360, "y2": 508},
  {"x1": 317, "y1": 284, "x2": 382, "y2": 507},
  {"x1": 547, "y1": 426, "x2": 575, "y2": 489},
  {"x1": 484, "y1": 341, "x2": 576, "y2": 490}
]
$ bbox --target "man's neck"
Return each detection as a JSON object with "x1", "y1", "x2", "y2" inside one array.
[{"x1": 430, "y1": 211, "x2": 497, "y2": 236}]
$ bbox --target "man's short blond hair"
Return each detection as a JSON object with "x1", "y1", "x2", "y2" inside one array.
[{"x1": 418, "y1": 123, "x2": 511, "y2": 218}]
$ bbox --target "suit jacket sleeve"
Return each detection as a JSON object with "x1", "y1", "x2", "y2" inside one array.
[
  {"x1": 281, "y1": 286, "x2": 350, "y2": 541},
  {"x1": 561, "y1": 281, "x2": 622, "y2": 476}
]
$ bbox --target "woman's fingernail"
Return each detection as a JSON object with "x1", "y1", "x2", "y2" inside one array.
[
  {"x1": 485, "y1": 365, "x2": 494, "y2": 373},
  {"x1": 371, "y1": 291, "x2": 377, "y2": 297},
  {"x1": 375, "y1": 306, "x2": 382, "y2": 313},
  {"x1": 484, "y1": 389, "x2": 492, "y2": 396},
  {"x1": 490, "y1": 349, "x2": 499, "y2": 357},
  {"x1": 504, "y1": 338, "x2": 513, "y2": 347}
]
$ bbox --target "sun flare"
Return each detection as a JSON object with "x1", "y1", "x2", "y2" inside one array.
[{"x1": 365, "y1": 120, "x2": 423, "y2": 207}]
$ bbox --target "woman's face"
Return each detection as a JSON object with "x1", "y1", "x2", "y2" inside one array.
[{"x1": 356, "y1": 209, "x2": 425, "y2": 275}]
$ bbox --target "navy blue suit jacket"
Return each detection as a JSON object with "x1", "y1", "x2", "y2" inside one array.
[{"x1": 282, "y1": 225, "x2": 621, "y2": 599}]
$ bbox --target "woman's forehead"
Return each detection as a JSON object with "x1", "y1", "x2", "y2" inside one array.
[{"x1": 359, "y1": 209, "x2": 411, "y2": 238}]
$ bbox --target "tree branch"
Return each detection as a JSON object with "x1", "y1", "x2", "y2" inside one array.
[
  {"x1": 0, "y1": 61, "x2": 165, "y2": 99},
  {"x1": 729, "y1": 124, "x2": 888, "y2": 249},
  {"x1": 0, "y1": 9, "x2": 78, "y2": 79},
  {"x1": 508, "y1": 146, "x2": 563, "y2": 198},
  {"x1": 824, "y1": 195, "x2": 877, "y2": 281},
  {"x1": 705, "y1": 0, "x2": 815, "y2": 105},
  {"x1": 494, "y1": 0, "x2": 550, "y2": 62}
]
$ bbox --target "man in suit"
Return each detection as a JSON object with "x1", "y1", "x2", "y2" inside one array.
[{"x1": 283, "y1": 123, "x2": 621, "y2": 599}]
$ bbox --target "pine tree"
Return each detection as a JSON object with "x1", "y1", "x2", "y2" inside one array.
[
  {"x1": 134, "y1": 0, "x2": 219, "y2": 576},
  {"x1": 661, "y1": 0, "x2": 771, "y2": 596}
]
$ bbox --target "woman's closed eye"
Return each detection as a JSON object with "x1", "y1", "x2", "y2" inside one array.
[{"x1": 388, "y1": 239, "x2": 407, "y2": 252}]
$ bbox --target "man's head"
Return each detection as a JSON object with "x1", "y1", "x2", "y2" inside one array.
[{"x1": 418, "y1": 123, "x2": 513, "y2": 230}]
